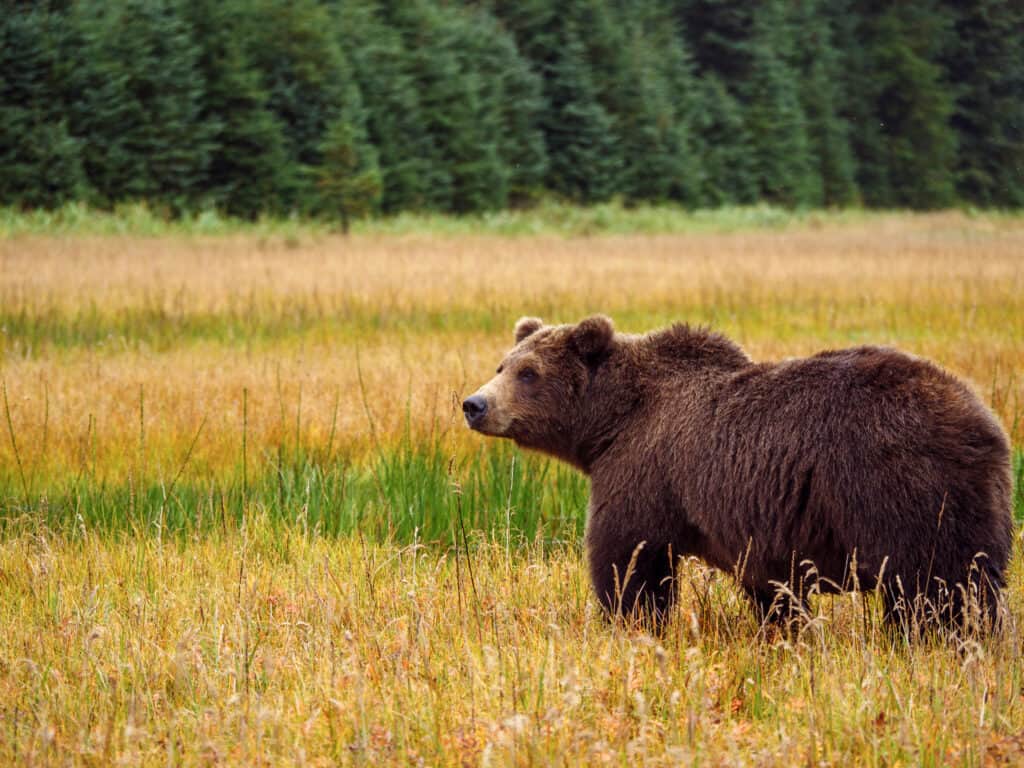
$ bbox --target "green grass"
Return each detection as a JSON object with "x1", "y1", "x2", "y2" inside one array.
[
  {"x1": 0, "y1": 200, "x2": 918, "y2": 239},
  {"x1": 0, "y1": 441, "x2": 589, "y2": 545},
  {"x1": 2, "y1": 441, "x2": 1021, "y2": 545}
]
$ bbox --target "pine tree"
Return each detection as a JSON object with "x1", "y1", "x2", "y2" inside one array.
[
  {"x1": 826, "y1": 0, "x2": 891, "y2": 204},
  {"x1": 603, "y1": 1, "x2": 703, "y2": 204},
  {"x1": 316, "y1": 117, "x2": 382, "y2": 233},
  {"x1": 876, "y1": 3, "x2": 957, "y2": 208},
  {"x1": 181, "y1": 0, "x2": 291, "y2": 218},
  {"x1": 693, "y1": 75, "x2": 759, "y2": 205},
  {"x1": 69, "y1": 0, "x2": 212, "y2": 212},
  {"x1": 380, "y1": 1, "x2": 511, "y2": 213},
  {"x1": 673, "y1": 0, "x2": 760, "y2": 204},
  {"x1": 457, "y1": 6, "x2": 548, "y2": 206},
  {"x1": 242, "y1": 0, "x2": 374, "y2": 214},
  {"x1": 0, "y1": 6, "x2": 85, "y2": 208},
  {"x1": 942, "y1": 0, "x2": 1024, "y2": 206},
  {"x1": 334, "y1": 1, "x2": 434, "y2": 212},
  {"x1": 742, "y1": 0, "x2": 818, "y2": 206},
  {"x1": 544, "y1": 24, "x2": 621, "y2": 202},
  {"x1": 791, "y1": 0, "x2": 858, "y2": 206}
]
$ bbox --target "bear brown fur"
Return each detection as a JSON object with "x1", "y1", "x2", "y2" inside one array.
[{"x1": 463, "y1": 315, "x2": 1015, "y2": 633}]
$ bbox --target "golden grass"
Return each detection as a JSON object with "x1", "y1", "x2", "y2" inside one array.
[
  {"x1": 2, "y1": 519, "x2": 1023, "y2": 766},
  {"x1": 1, "y1": 212, "x2": 1022, "y2": 484},
  {"x1": 1, "y1": 212, "x2": 1024, "y2": 765}
]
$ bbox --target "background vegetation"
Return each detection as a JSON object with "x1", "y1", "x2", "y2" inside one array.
[{"x1": 2, "y1": 0, "x2": 1023, "y2": 223}]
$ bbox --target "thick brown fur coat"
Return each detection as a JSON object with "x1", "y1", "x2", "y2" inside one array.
[{"x1": 464, "y1": 316, "x2": 1015, "y2": 632}]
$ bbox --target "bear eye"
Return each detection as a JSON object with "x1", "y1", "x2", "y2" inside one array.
[
  {"x1": 518, "y1": 367, "x2": 538, "y2": 383},
  {"x1": 496, "y1": 364, "x2": 504, "y2": 374}
]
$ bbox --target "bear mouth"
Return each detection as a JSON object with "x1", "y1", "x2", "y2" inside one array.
[{"x1": 467, "y1": 414, "x2": 515, "y2": 439}]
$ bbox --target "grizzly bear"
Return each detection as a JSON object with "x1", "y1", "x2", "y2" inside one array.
[{"x1": 463, "y1": 316, "x2": 1014, "y2": 633}]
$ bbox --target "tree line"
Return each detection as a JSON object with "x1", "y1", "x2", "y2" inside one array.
[{"x1": 1, "y1": 0, "x2": 1022, "y2": 223}]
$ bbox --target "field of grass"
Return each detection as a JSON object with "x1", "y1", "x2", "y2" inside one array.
[{"x1": 1, "y1": 208, "x2": 1023, "y2": 765}]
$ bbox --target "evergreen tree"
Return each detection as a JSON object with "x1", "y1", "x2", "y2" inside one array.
[
  {"x1": 243, "y1": 0, "x2": 373, "y2": 214},
  {"x1": 334, "y1": 1, "x2": 434, "y2": 212},
  {"x1": 69, "y1": 0, "x2": 212, "y2": 212},
  {"x1": 181, "y1": 0, "x2": 290, "y2": 218},
  {"x1": 942, "y1": 0, "x2": 1024, "y2": 206},
  {"x1": 742, "y1": 0, "x2": 818, "y2": 206},
  {"x1": 674, "y1": 0, "x2": 762, "y2": 204},
  {"x1": 0, "y1": 7, "x2": 85, "y2": 208},
  {"x1": 380, "y1": 1, "x2": 512, "y2": 212},
  {"x1": 543, "y1": 25, "x2": 621, "y2": 202},
  {"x1": 693, "y1": 75, "x2": 759, "y2": 205},
  {"x1": 603, "y1": 1, "x2": 703, "y2": 204},
  {"x1": 458, "y1": 7, "x2": 548, "y2": 206},
  {"x1": 825, "y1": 0, "x2": 891, "y2": 204},
  {"x1": 876, "y1": 3, "x2": 957, "y2": 208},
  {"x1": 316, "y1": 117, "x2": 382, "y2": 232},
  {"x1": 791, "y1": 0, "x2": 858, "y2": 206},
  {"x1": 844, "y1": 1, "x2": 957, "y2": 207}
]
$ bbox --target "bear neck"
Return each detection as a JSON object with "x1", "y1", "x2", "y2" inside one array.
[
  {"x1": 571, "y1": 327, "x2": 752, "y2": 474},
  {"x1": 570, "y1": 347, "x2": 644, "y2": 474}
]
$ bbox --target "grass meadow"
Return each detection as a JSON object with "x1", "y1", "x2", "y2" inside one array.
[{"x1": 1, "y1": 207, "x2": 1023, "y2": 765}]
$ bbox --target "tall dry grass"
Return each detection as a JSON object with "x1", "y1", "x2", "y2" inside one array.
[
  {"x1": 1, "y1": 212, "x2": 1022, "y2": 487},
  {"x1": 2, "y1": 211, "x2": 1024, "y2": 765},
  {"x1": 1, "y1": 517, "x2": 1023, "y2": 766}
]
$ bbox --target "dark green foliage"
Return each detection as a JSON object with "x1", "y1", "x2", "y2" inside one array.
[
  {"x1": 316, "y1": 118, "x2": 382, "y2": 232},
  {"x1": 692, "y1": 77, "x2": 759, "y2": 205},
  {"x1": 240, "y1": 0, "x2": 373, "y2": 214},
  {"x1": 181, "y1": 0, "x2": 291, "y2": 219},
  {"x1": 742, "y1": 0, "x2": 819, "y2": 206},
  {"x1": 791, "y1": 0, "x2": 858, "y2": 206},
  {"x1": 69, "y1": 0, "x2": 213, "y2": 212},
  {"x1": 334, "y1": 2, "x2": 435, "y2": 212},
  {"x1": 0, "y1": 0, "x2": 1021, "y2": 214},
  {"x1": 543, "y1": 24, "x2": 622, "y2": 203},
  {"x1": 871, "y1": 3, "x2": 958, "y2": 208},
  {"x1": 0, "y1": 8, "x2": 85, "y2": 208},
  {"x1": 941, "y1": 0, "x2": 1024, "y2": 206}
]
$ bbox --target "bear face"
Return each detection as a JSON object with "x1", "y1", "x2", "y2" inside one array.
[{"x1": 463, "y1": 315, "x2": 616, "y2": 465}]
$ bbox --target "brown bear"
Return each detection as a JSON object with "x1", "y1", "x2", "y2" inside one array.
[{"x1": 463, "y1": 316, "x2": 1014, "y2": 633}]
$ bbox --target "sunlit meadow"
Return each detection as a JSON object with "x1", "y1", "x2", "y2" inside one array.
[{"x1": 1, "y1": 207, "x2": 1023, "y2": 765}]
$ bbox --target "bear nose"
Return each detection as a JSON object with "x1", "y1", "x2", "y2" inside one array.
[{"x1": 462, "y1": 395, "x2": 488, "y2": 427}]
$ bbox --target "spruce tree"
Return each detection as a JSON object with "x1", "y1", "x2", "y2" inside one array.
[
  {"x1": 379, "y1": 1, "x2": 514, "y2": 213},
  {"x1": 0, "y1": 7, "x2": 85, "y2": 208},
  {"x1": 942, "y1": 0, "x2": 1024, "y2": 206},
  {"x1": 69, "y1": 0, "x2": 212, "y2": 212},
  {"x1": 180, "y1": 0, "x2": 291, "y2": 218},
  {"x1": 791, "y1": 0, "x2": 858, "y2": 206},
  {"x1": 544, "y1": 24, "x2": 621, "y2": 202},
  {"x1": 242, "y1": 0, "x2": 374, "y2": 214},
  {"x1": 742, "y1": 0, "x2": 818, "y2": 206},
  {"x1": 316, "y1": 117, "x2": 382, "y2": 233},
  {"x1": 693, "y1": 75, "x2": 759, "y2": 205},
  {"x1": 457, "y1": 6, "x2": 548, "y2": 206},
  {"x1": 826, "y1": 0, "x2": 891, "y2": 204},
  {"x1": 876, "y1": 3, "x2": 957, "y2": 208},
  {"x1": 603, "y1": 1, "x2": 703, "y2": 204},
  {"x1": 334, "y1": 1, "x2": 435, "y2": 212}
]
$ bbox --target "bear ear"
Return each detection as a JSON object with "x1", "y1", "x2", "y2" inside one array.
[
  {"x1": 514, "y1": 316, "x2": 544, "y2": 344},
  {"x1": 570, "y1": 315, "x2": 614, "y2": 362}
]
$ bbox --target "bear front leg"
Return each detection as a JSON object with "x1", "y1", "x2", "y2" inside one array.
[
  {"x1": 743, "y1": 584, "x2": 811, "y2": 628},
  {"x1": 587, "y1": 535, "x2": 676, "y2": 626}
]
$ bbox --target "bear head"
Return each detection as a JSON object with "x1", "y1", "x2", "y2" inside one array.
[{"x1": 463, "y1": 315, "x2": 617, "y2": 468}]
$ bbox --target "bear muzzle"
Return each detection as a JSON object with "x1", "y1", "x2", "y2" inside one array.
[{"x1": 462, "y1": 394, "x2": 488, "y2": 430}]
